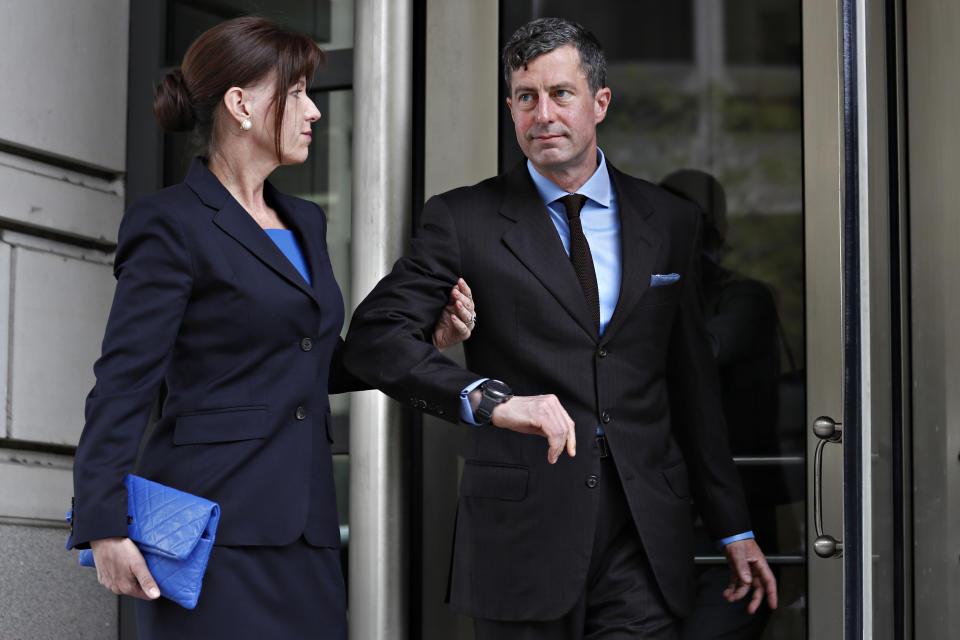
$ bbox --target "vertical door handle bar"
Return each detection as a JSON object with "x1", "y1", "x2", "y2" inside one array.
[{"x1": 813, "y1": 416, "x2": 844, "y2": 558}]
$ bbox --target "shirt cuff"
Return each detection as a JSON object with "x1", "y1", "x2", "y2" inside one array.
[
  {"x1": 459, "y1": 378, "x2": 489, "y2": 425},
  {"x1": 717, "y1": 531, "x2": 755, "y2": 549}
]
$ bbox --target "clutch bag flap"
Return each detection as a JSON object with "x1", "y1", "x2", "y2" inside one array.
[{"x1": 124, "y1": 475, "x2": 220, "y2": 560}]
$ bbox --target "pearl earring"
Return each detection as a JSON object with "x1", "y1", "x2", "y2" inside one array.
[{"x1": 240, "y1": 118, "x2": 252, "y2": 131}]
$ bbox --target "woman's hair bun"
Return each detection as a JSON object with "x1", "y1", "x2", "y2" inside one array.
[{"x1": 154, "y1": 68, "x2": 195, "y2": 132}]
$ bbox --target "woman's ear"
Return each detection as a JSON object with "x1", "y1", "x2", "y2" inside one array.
[{"x1": 222, "y1": 86, "x2": 251, "y2": 128}]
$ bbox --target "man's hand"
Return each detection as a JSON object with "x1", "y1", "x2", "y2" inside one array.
[
  {"x1": 491, "y1": 395, "x2": 577, "y2": 464},
  {"x1": 722, "y1": 538, "x2": 778, "y2": 613},
  {"x1": 433, "y1": 278, "x2": 477, "y2": 350},
  {"x1": 90, "y1": 537, "x2": 161, "y2": 601}
]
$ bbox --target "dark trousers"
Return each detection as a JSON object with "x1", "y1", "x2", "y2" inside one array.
[
  {"x1": 679, "y1": 565, "x2": 772, "y2": 640},
  {"x1": 474, "y1": 455, "x2": 680, "y2": 640}
]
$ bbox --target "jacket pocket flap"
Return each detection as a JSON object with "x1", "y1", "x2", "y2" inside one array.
[
  {"x1": 662, "y1": 461, "x2": 691, "y2": 498},
  {"x1": 174, "y1": 406, "x2": 268, "y2": 445},
  {"x1": 460, "y1": 461, "x2": 529, "y2": 501}
]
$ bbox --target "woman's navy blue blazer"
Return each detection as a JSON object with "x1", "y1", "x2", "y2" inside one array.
[{"x1": 70, "y1": 158, "x2": 355, "y2": 550}]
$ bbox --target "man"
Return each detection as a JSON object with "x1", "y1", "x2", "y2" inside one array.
[{"x1": 344, "y1": 17, "x2": 777, "y2": 639}]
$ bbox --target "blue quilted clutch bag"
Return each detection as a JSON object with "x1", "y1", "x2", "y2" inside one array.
[{"x1": 72, "y1": 475, "x2": 221, "y2": 610}]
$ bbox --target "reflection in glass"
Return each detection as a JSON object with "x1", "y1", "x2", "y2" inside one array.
[{"x1": 661, "y1": 169, "x2": 793, "y2": 639}]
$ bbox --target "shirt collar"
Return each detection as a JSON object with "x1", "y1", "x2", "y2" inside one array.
[{"x1": 526, "y1": 147, "x2": 612, "y2": 208}]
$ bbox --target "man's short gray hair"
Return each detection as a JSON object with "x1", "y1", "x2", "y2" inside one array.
[{"x1": 502, "y1": 17, "x2": 607, "y2": 95}]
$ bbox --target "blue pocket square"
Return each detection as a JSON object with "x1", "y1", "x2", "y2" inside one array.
[{"x1": 650, "y1": 273, "x2": 681, "y2": 287}]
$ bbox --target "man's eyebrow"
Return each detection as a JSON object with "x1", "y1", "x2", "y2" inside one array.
[{"x1": 512, "y1": 82, "x2": 576, "y2": 96}]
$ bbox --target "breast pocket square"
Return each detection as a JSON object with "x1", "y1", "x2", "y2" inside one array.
[{"x1": 650, "y1": 273, "x2": 681, "y2": 287}]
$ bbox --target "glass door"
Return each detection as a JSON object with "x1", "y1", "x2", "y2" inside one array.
[{"x1": 497, "y1": 3, "x2": 908, "y2": 637}]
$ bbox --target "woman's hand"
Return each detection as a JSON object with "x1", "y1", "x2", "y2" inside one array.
[
  {"x1": 90, "y1": 537, "x2": 161, "y2": 601},
  {"x1": 433, "y1": 278, "x2": 476, "y2": 350}
]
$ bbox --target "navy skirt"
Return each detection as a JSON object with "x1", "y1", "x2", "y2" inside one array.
[{"x1": 135, "y1": 538, "x2": 346, "y2": 639}]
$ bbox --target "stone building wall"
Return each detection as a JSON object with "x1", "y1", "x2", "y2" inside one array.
[{"x1": 0, "y1": 1, "x2": 130, "y2": 637}]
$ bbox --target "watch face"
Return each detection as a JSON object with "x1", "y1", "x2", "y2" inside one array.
[{"x1": 483, "y1": 379, "x2": 512, "y2": 399}]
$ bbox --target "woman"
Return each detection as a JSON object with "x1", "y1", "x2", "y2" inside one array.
[{"x1": 68, "y1": 17, "x2": 475, "y2": 638}]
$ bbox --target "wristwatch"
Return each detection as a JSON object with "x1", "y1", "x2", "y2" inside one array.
[{"x1": 474, "y1": 379, "x2": 513, "y2": 425}]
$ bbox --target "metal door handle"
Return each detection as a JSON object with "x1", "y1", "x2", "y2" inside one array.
[{"x1": 813, "y1": 416, "x2": 844, "y2": 558}]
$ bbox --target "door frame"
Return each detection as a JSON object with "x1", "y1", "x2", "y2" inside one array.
[
  {"x1": 802, "y1": 0, "x2": 848, "y2": 635},
  {"x1": 803, "y1": 0, "x2": 909, "y2": 637}
]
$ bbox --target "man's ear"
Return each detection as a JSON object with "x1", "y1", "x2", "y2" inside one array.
[
  {"x1": 594, "y1": 87, "x2": 611, "y2": 124},
  {"x1": 506, "y1": 96, "x2": 516, "y2": 122}
]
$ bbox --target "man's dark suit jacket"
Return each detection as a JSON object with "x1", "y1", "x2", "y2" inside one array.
[
  {"x1": 71, "y1": 159, "x2": 354, "y2": 553},
  {"x1": 343, "y1": 160, "x2": 751, "y2": 621}
]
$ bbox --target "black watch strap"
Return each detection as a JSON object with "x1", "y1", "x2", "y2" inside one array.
[{"x1": 474, "y1": 379, "x2": 513, "y2": 424}]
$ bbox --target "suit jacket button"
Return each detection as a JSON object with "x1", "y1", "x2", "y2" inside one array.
[
  {"x1": 598, "y1": 347, "x2": 608, "y2": 358},
  {"x1": 585, "y1": 474, "x2": 599, "y2": 488},
  {"x1": 300, "y1": 337, "x2": 314, "y2": 351},
  {"x1": 295, "y1": 406, "x2": 307, "y2": 420},
  {"x1": 601, "y1": 411, "x2": 611, "y2": 424}
]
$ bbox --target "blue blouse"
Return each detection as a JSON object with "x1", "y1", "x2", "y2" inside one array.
[{"x1": 265, "y1": 229, "x2": 312, "y2": 285}]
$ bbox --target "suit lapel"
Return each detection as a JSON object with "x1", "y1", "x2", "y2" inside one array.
[
  {"x1": 499, "y1": 163, "x2": 600, "y2": 340},
  {"x1": 184, "y1": 159, "x2": 322, "y2": 306},
  {"x1": 602, "y1": 164, "x2": 662, "y2": 342}
]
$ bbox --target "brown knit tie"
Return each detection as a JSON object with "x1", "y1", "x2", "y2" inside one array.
[{"x1": 559, "y1": 194, "x2": 600, "y2": 332}]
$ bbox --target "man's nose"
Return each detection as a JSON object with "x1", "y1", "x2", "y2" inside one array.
[{"x1": 534, "y1": 95, "x2": 553, "y2": 123}]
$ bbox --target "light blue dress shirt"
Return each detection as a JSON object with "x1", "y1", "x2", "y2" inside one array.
[
  {"x1": 457, "y1": 149, "x2": 751, "y2": 547},
  {"x1": 526, "y1": 149, "x2": 621, "y2": 335}
]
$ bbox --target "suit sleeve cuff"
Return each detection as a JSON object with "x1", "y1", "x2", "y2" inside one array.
[
  {"x1": 459, "y1": 378, "x2": 488, "y2": 424},
  {"x1": 717, "y1": 531, "x2": 755, "y2": 549}
]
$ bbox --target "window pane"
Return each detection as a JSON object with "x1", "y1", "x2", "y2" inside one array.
[{"x1": 167, "y1": 0, "x2": 354, "y2": 66}]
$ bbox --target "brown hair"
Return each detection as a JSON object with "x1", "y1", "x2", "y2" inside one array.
[
  {"x1": 502, "y1": 18, "x2": 606, "y2": 94},
  {"x1": 154, "y1": 17, "x2": 325, "y2": 161}
]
